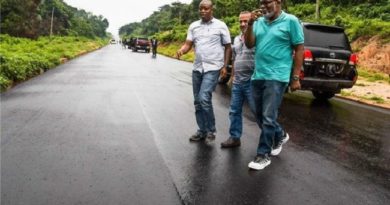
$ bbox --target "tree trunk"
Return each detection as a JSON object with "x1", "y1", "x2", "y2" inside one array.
[
  {"x1": 284, "y1": 0, "x2": 289, "y2": 12},
  {"x1": 315, "y1": 0, "x2": 320, "y2": 22}
]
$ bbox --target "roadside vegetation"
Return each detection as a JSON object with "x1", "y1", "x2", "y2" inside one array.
[
  {"x1": 119, "y1": 0, "x2": 389, "y2": 43},
  {"x1": 358, "y1": 69, "x2": 390, "y2": 84},
  {"x1": 0, "y1": 35, "x2": 108, "y2": 91},
  {"x1": 0, "y1": 0, "x2": 111, "y2": 91},
  {"x1": 120, "y1": 0, "x2": 389, "y2": 74},
  {"x1": 120, "y1": 0, "x2": 390, "y2": 107}
]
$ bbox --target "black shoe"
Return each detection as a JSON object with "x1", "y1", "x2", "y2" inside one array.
[
  {"x1": 271, "y1": 132, "x2": 290, "y2": 156},
  {"x1": 189, "y1": 131, "x2": 206, "y2": 142},
  {"x1": 248, "y1": 154, "x2": 271, "y2": 170},
  {"x1": 221, "y1": 137, "x2": 241, "y2": 148},
  {"x1": 205, "y1": 132, "x2": 216, "y2": 143}
]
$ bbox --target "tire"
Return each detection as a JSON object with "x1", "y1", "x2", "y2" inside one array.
[{"x1": 312, "y1": 90, "x2": 335, "y2": 100}]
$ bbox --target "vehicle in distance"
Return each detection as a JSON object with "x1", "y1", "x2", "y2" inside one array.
[
  {"x1": 110, "y1": 39, "x2": 116, "y2": 44},
  {"x1": 299, "y1": 22, "x2": 358, "y2": 100},
  {"x1": 132, "y1": 37, "x2": 150, "y2": 53}
]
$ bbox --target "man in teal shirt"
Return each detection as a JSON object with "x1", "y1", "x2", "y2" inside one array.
[{"x1": 244, "y1": 0, "x2": 304, "y2": 170}]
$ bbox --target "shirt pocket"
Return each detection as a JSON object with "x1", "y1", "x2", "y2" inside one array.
[
  {"x1": 275, "y1": 26, "x2": 290, "y2": 42},
  {"x1": 208, "y1": 28, "x2": 223, "y2": 44}
]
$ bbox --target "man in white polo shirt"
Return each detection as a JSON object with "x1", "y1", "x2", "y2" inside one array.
[{"x1": 176, "y1": 0, "x2": 232, "y2": 142}]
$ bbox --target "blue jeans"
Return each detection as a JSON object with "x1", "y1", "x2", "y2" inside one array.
[
  {"x1": 229, "y1": 80, "x2": 256, "y2": 139},
  {"x1": 192, "y1": 70, "x2": 220, "y2": 134},
  {"x1": 251, "y1": 80, "x2": 288, "y2": 155}
]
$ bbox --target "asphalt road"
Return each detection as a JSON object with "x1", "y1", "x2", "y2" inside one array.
[{"x1": 2, "y1": 45, "x2": 390, "y2": 205}]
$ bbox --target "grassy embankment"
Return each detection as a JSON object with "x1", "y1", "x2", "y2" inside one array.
[
  {"x1": 0, "y1": 34, "x2": 109, "y2": 92},
  {"x1": 156, "y1": 3, "x2": 389, "y2": 75},
  {"x1": 158, "y1": 42, "x2": 194, "y2": 62}
]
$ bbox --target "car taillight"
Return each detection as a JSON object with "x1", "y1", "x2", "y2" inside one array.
[
  {"x1": 304, "y1": 49, "x2": 313, "y2": 61},
  {"x1": 349, "y1": 54, "x2": 358, "y2": 65}
]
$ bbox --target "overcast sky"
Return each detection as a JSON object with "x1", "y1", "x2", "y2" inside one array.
[{"x1": 63, "y1": 0, "x2": 192, "y2": 38}]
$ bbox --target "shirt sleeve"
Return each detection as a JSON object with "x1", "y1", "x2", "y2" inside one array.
[
  {"x1": 221, "y1": 23, "x2": 231, "y2": 45},
  {"x1": 253, "y1": 19, "x2": 259, "y2": 37},
  {"x1": 289, "y1": 17, "x2": 304, "y2": 45},
  {"x1": 186, "y1": 23, "x2": 194, "y2": 41}
]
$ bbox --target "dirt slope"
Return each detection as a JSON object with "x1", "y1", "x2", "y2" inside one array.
[{"x1": 352, "y1": 36, "x2": 390, "y2": 75}]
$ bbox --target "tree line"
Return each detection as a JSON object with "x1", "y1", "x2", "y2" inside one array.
[
  {"x1": 0, "y1": 0, "x2": 109, "y2": 39},
  {"x1": 119, "y1": 0, "x2": 389, "y2": 41}
]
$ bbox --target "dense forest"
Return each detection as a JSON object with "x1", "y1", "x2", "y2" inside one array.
[
  {"x1": 0, "y1": 0, "x2": 111, "y2": 91},
  {"x1": 119, "y1": 0, "x2": 389, "y2": 42},
  {"x1": 0, "y1": 0, "x2": 109, "y2": 39}
]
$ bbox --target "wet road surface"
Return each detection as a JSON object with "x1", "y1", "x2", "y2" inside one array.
[{"x1": 2, "y1": 45, "x2": 389, "y2": 205}]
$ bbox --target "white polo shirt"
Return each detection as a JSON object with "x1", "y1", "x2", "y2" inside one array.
[{"x1": 187, "y1": 18, "x2": 231, "y2": 73}]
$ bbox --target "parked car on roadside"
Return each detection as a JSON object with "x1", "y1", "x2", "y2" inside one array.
[
  {"x1": 110, "y1": 39, "x2": 116, "y2": 44},
  {"x1": 132, "y1": 37, "x2": 150, "y2": 53},
  {"x1": 298, "y1": 22, "x2": 358, "y2": 100}
]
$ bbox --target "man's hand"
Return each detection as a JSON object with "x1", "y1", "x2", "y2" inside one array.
[
  {"x1": 176, "y1": 41, "x2": 193, "y2": 60},
  {"x1": 290, "y1": 80, "x2": 301, "y2": 91},
  {"x1": 176, "y1": 49, "x2": 183, "y2": 60},
  {"x1": 249, "y1": 9, "x2": 262, "y2": 25},
  {"x1": 220, "y1": 66, "x2": 228, "y2": 79}
]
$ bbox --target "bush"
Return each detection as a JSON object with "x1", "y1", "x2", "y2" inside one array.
[
  {"x1": 0, "y1": 34, "x2": 109, "y2": 91},
  {"x1": 289, "y1": 3, "x2": 316, "y2": 19}
]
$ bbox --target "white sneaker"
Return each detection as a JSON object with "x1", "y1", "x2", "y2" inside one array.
[
  {"x1": 248, "y1": 155, "x2": 271, "y2": 170},
  {"x1": 271, "y1": 132, "x2": 290, "y2": 156}
]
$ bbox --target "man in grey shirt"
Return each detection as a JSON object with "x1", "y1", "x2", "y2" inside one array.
[
  {"x1": 221, "y1": 11, "x2": 256, "y2": 148},
  {"x1": 176, "y1": 0, "x2": 232, "y2": 142}
]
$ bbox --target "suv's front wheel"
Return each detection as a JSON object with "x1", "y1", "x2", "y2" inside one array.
[{"x1": 312, "y1": 90, "x2": 335, "y2": 100}]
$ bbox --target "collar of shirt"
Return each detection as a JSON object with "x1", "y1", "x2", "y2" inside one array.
[
  {"x1": 240, "y1": 32, "x2": 245, "y2": 42},
  {"x1": 200, "y1": 17, "x2": 214, "y2": 25},
  {"x1": 262, "y1": 11, "x2": 286, "y2": 25}
]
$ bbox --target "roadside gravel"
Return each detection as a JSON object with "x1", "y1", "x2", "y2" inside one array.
[{"x1": 336, "y1": 78, "x2": 390, "y2": 109}]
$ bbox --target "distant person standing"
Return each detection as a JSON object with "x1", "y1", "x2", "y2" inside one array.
[
  {"x1": 176, "y1": 0, "x2": 232, "y2": 142},
  {"x1": 221, "y1": 11, "x2": 256, "y2": 148},
  {"x1": 122, "y1": 38, "x2": 127, "y2": 49},
  {"x1": 151, "y1": 37, "x2": 158, "y2": 57},
  {"x1": 244, "y1": 0, "x2": 304, "y2": 170}
]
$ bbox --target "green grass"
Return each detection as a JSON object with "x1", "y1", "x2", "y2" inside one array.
[
  {"x1": 340, "y1": 90, "x2": 387, "y2": 104},
  {"x1": 158, "y1": 42, "x2": 195, "y2": 62},
  {"x1": 358, "y1": 68, "x2": 390, "y2": 83},
  {"x1": 362, "y1": 95, "x2": 385, "y2": 104},
  {"x1": 340, "y1": 90, "x2": 353, "y2": 97},
  {"x1": 0, "y1": 34, "x2": 109, "y2": 92}
]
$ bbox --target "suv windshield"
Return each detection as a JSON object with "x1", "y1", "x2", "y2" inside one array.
[{"x1": 303, "y1": 25, "x2": 351, "y2": 50}]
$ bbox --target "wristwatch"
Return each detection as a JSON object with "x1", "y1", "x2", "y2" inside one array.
[{"x1": 292, "y1": 75, "x2": 300, "y2": 81}]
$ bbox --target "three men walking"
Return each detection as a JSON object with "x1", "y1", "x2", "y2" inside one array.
[{"x1": 177, "y1": 0, "x2": 304, "y2": 171}]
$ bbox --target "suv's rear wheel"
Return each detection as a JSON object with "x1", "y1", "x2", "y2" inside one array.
[{"x1": 312, "y1": 90, "x2": 335, "y2": 100}]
